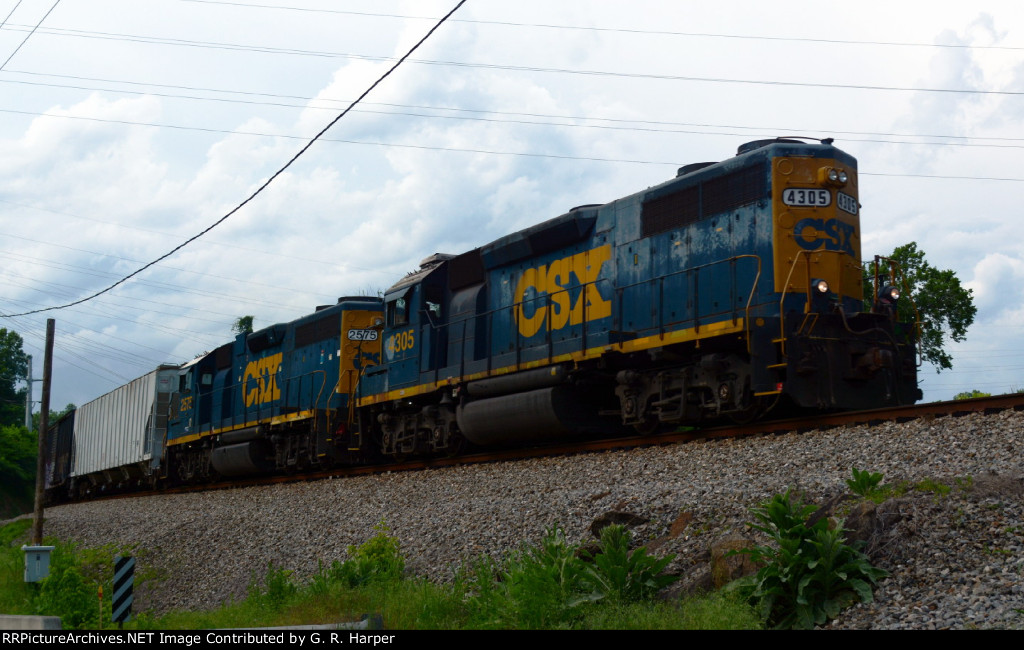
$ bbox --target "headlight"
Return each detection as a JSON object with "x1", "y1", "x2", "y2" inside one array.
[
  {"x1": 812, "y1": 278, "x2": 829, "y2": 294},
  {"x1": 818, "y1": 166, "x2": 849, "y2": 188},
  {"x1": 879, "y1": 285, "x2": 900, "y2": 302}
]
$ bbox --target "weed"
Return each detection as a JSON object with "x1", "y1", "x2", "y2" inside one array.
[
  {"x1": 346, "y1": 519, "x2": 405, "y2": 580},
  {"x1": 726, "y1": 489, "x2": 888, "y2": 630},
  {"x1": 847, "y1": 467, "x2": 885, "y2": 501},
  {"x1": 915, "y1": 478, "x2": 951, "y2": 497},
  {"x1": 321, "y1": 519, "x2": 406, "y2": 589},
  {"x1": 581, "y1": 525, "x2": 677, "y2": 603}
]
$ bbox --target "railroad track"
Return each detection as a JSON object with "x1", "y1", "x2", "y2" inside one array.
[{"x1": 84, "y1": 392, "x2": 1024, "y2": 502}]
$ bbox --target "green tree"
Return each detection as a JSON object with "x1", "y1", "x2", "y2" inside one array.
[
  {"x1": 864, "y1": 242, "x2": 976, "y2": 372},
  {"x1": 232, "y1": 315, "x2": 255, "y2": 335},
  {"x1": 32, "y1": 403, "x2": 76, "y2": 432},
  {"x1": 953, "y1": 389, "x2": 990, "y2": 400},
  {"x1": 0, "y1": 329, "x2": 29, "y2": 427},
  {"x1": 0, "y1": 424, "x2": 36, "y2": 517}
]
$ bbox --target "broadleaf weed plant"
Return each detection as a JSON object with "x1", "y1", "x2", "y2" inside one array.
[
  {"x1": 846, "y1": 467, "x2": 887, "y2": 502},
  {"x1": 581, "y1": 524, "x2": 678, "y2": 603},
  {"x1": 726, "y1": 489, "x2": 888, "y2": 629}
]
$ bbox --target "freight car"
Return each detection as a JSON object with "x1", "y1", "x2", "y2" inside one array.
[
  {"x1": 44, "y1": 365, "x2": 177, "y2": 500},
  {"x1": 44, "y1": 138, "x2": 920, "y2": 498}
]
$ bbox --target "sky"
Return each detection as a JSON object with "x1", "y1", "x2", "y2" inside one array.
[{"x1": 1, "y1": 0, "x2": 1022, "y2": 413}]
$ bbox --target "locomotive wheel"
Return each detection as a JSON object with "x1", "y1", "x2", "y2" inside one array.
[
  {"x1": 445, "y1": 431, "x2": 468, "y2": 457},
  {"x1": 633, "y1": 414, "x2": 661, "y2": 435}
]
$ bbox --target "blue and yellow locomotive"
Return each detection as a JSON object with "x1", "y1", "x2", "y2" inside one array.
[
  {"x1": 45, "y1": 138, "x2": 921, "y2": 498},
  {"x1": 357, "y1": 137, "x2": 920, "y2": 457},
  {"x1": 165, "y1": 297, "x2": 383, "y2": 479}
]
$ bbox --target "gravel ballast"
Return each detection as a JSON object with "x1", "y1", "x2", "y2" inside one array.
[{"x1": 22, "y1": 409, "x2": 1024, "y2": 629}]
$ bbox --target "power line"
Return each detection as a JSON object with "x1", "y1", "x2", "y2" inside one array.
[
  {"x1": 1, "y1": 23, "x2": 1019, "y2": 96},
  {"x1": 0, "y1": 1, "x2": 26, "y2": 32},
  {"x1": 0, "y1": 232, "x2": 341, "y2": 301},
  {"x1": 0, "y1": 0, "x2": 61, "y2": 71},
  {"x1": 0, "y1": 197, "x2": 397, "y2": 277},
  {"x1": 178, "y1": 0, "x2": 1024, "y2": 52},
  {"x1": 3, "y1": 106, "x2": 1024, "y2": 182},
  {"x1": 6, "y1": 72, "x2": 1024, "y2": 149},
  {"x1": 0, "y1": 68, "x2": 1006, "y2": 141},
  {"x1": 0, "y1": 0, "x2": 469, "y2": 319}
]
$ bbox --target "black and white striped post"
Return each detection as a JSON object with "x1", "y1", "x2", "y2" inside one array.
[{"x1": 112, "y1": 556, "x2": 135, "y2": 626}]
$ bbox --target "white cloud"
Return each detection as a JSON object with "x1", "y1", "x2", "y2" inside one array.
[{"x1": 3, "y1": 0, "x2": 1024, "y2": 407}]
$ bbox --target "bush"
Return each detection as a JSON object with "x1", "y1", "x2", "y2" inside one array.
[
  {"x1": 581, "y1": 524, "x2": 677, "y2": 603},
  {"x1": 307, "y1": 519, "x2": 406, "y2": 592},
  {"x1": 727, "y1": 489, "x2": 887, "y2": 629},
  {"x1": 464, "y1": 525, "x2": 589, "y2": 629},
  {"x1": 954, "y1": 389, "x2": 990, "y2": 400},
  {"x1": 345, "y1": 519, "x2": 404, "y2": 582},
  {"x1": 247, "y1": 563, "x2": 298, "y2": 611},
  {"x1": 460, "y1": 524, "x2": 678, "y2": 629},
  {"x1": 33, "y1": 545, "x2": 108, "y2": 629}
]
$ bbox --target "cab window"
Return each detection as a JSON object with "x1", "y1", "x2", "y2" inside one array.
[{"x1": 388, "y1": 295, "x2": 408, "y2": 327}]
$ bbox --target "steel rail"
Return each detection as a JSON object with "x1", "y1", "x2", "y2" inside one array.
[{"x1": 81, "y1": 392, "x2": 1024, "y2": 502}]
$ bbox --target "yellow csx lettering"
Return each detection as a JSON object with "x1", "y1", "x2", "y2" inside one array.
[
  {"x1": 243, "y1": 352, "x2": 282, "y2": 407},
  {"x1": 513, "y1": 244, "x2": 612, "y2": 338},
  {"x1": 385, "y1": 329, "x2": 415, "y2": 358}
]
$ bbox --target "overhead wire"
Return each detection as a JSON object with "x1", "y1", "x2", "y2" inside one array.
[
  {"x1": 0, "y1": 197, "x2": 397, "y2": 277},
  {"x1": 1, "y1": 2, "x2": 1019, "y2": 399},
  {"x1": 5, "y1": 75, "x2": 1024, "y2": 149},
  {"x1": 0, "y1": 0, "x2": 61, "y2": 71},
  {"x1": 1, "y1": 23, "x2": 1019, "y2": 96},
  {"x1": 0, "y1": 0, "x2": 469, "y2": 319},
  {"x1": 183, "y1": 0, "x2": 1024, "y2": 52},
  {"x1": 3, "y1": 106, "x2": 1023, "y2": 182},
  {"x1": 0, "y1": 0, "x2": 26, "y2": 32},
  {"x1": 0, "y1": 232, "x2": 344, "y2": 302}
]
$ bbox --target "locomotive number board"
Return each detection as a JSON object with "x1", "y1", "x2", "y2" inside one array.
[{"x1": 782, "y1": 188, "x2": 831, "y2": 208}]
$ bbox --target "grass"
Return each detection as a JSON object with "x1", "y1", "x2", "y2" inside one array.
[
  {"x1": 146, "y1": 575, "x2": 760, "y2": 631},
  {"x1": 842, "y1": 468, "x2": 975, "y2": 506},
  {"x1": 1, "y1": 519, "x2": 759, "y2": 630}
]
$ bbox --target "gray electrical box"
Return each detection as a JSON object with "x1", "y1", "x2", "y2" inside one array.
[{"x1": 22, "y1": 545, "x2": 55, "y2": 583}]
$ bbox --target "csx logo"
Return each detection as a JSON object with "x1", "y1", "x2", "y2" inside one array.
[
  {"x1": 243, "y1": 352, "x2": 282, "y2": 407},
  {"x1": 793, "y1": 218, "x2": 856, "y2": 256},
  {"x1": 513, "y1": 244, "x2": 612, "y2": 338}
]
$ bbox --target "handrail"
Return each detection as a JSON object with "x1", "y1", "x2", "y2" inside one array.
[
  {"x1": 777, "y1": 249, "x2": 843, "y2": 357},
  {"x1": 438, "y1": 254, "x2": 763, "y2": 376},
  {"x1": 174, "y1": 367, "x2": 333, "y2": 437},
  {"x1": 736, "y1": 254, "x2": 762, "y2": 354},
  {"x1": 868, "y1": 255, "x2": 924, "y2": 367}
]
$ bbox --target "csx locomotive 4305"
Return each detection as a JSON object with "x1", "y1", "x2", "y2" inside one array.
[{"x1": 44, "y1": 138, "x2": 921, "y2": 500}]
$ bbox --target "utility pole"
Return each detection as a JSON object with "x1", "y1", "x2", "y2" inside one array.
[
  {"x1": 24, "y1": 320, "x2": 55, "y2": 583},
  {"x1": 32, "y1": 320, "x2": 54, "y2": 545},
  {"x1": 24, "y1": 354, "x2": 32, "y2": 429}
]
